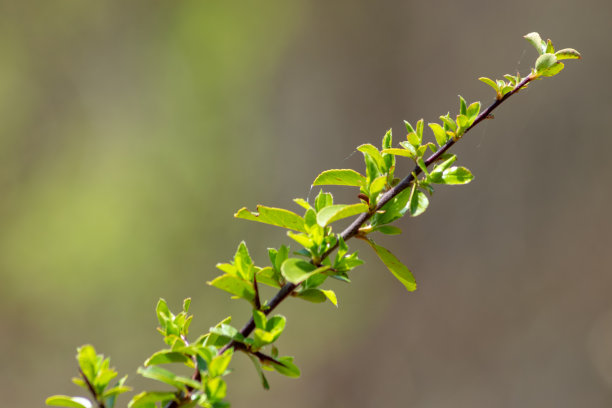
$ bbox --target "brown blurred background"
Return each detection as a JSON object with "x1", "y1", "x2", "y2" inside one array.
[{"x1": 1, "y1": 0, "x2": 611, "y2": 407}]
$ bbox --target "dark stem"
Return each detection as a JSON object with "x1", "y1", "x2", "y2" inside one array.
[
  {"x1": 79, "y1": 368, "x2": 105, "y2": 408},
  {"x1": 171, "y1": 75, "x2": 534, "y2": 406}
]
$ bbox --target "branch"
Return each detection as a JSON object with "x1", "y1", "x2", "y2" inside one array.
[{"x1": 220, "y1": 75, "x2": 534, "y2": 355}]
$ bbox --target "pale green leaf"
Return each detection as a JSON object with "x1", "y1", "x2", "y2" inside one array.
[
  {"x1": 316, "y1": 203, "x2": 369, "y2": 227},
  {"x1": 524, "y1": 32, "x2": 545, "y2": 54},
  {"x1": 366, "y1": 240, "x2": 416, "y2": 291},
  {"x1": 535, "y1": 53, "x2": 557, "y2": 71},
  {"x1": 357, "y1": 144, "x2": 386, "y2": 172},
  {"x1": 280, "y1": 258, "x2": 330, "y2": 284},
  {"x1": 207, "y1": 275, "x2": 255, "y2": 303},
  {"x1": 381, "y1": 147, "x2": 415, "y2": 158},
  {"x1": 428, "y1": 123, "x2": 447, "y2": 147},
  {"x1": 555, "y1": 48, "x2": 581, "y2": 60},
  {"x1": 46, "y1": 396, "x2": 92, "y2": 408},
  {"x1": 312, "y1": 169, "x2": 366, "y2": 187},
  {"x1": 235, "y1": 206, "x2": 306, "y2": 233}
]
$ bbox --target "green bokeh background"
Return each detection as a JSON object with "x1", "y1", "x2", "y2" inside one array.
[{"x1": 1, "y1": 1, "x2": 611, "y2": 407}]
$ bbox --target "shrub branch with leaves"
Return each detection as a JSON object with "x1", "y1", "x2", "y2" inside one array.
[{"x1": 46, "y1": 33, "x2": 580, "y2": 408}]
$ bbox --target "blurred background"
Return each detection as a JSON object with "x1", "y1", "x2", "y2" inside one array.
[{"x1": 1, "y1": 0, "x2": 611, "y2": 407}]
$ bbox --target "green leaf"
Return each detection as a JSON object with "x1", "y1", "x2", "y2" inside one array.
[
  {"x1": 524, "y1": 32, "x2": 545, "y2": 54},
  {"x1": 321, "y1": 289, "x2": 338, "y2": 307},
  {"x1": 366, "y1": 240, "x2": 416, "y2": 291},
  {"x1": 381, "y1": 147, "x2": 415, "y2": 158},
  {"x1": 145, "y1": 350, "x2": 191, "y2": 366},
  {"x1": 428, "y1": 123, "x2": 447, "y2": 146},
  {"x1": 357, "y1": 144, "x2": 387, "y2": 172},
  {"x1": 312, "y1": 169, "x2": 366, "y2": 187},
  {"x1": 466, "y1": 101, "x2": 481, "y2": 119},
  {"x1": 269, "y1": 356, "x2": 301, "y2": 378},
  {"x1": 256, "y1": 266, "x2": 281, "y2": 288},
  {"x1": 374, "y1": 225, "x2": 402, "y2": 235},
  {"x1": 439, "y1": 166, "x2": 474, "y2": 185},
  {"x1": 416, "y1": 119, "x2": 424, "y2": 141},
  {"x1": 207, "y1": 275, "x2": 255, "y2": 303},
  {"x1": 206, "y1": 377, "x2": 227, "y2": 400},
  {"x1": 46, "y1": 396, "x2": 92, "y2": 408},
  {"x1": 293, "y1": 198, "x2": 312, "y2": 210},
  {"x1": 234, "y1": 241, "x2": 255, "y2": 281},
  {"x1": 253, "y1": 310, "x2": 266, "y2": 330},
  {"x1": 254, "y1": 315, "x2": 286, "y2": 347},
  {"x1": 281, "y1": 258, "x2": 330, "y2": 284},
  {"x1": 316, "y1": 203, "x2": 369, "y2": 227},
  {"x1": 539, "y1": 62, "x2": 565, "y2": 77},
  {"x1": 76, "y1": 345, "x2": 98, "y2": 384},
  {"x1": 409, "y1": 189, "x2": 429, "y2": 217},
  {"x1": 128, "y1": 391, "x2": 177, "y2": 408},
  {"x1": 404, "y1": 120, "x2": 415, "y2": 133},
  {"x1": 546, "y1": 38, "x2": 555, "y2": 54},
  {"x1": 296, "y1": 288, "x2": 326, "y2": 303},
  {"x1": 208, "y1": 324, "x2": 244, "y2": 343},
  {"x1": 137, "y1": 366, "x2": 201, "y2": 391},
  {"x1": 535, "y1": 53, "x2": 557, "y2": 71},
  {"x1": 478, "y1": 77, "x2": 499, "y2": 93},
  {"x1": 208, "y1": 349, "x2": 233, "y2": 378},
  {"x1": 555, "y1": 48, "x2": 581, "y2": 60},
  {"x1": 439, "y1": 114, "x2": 457, "y2": 132},
  {"x1": 235, "y1": 206, "x2": 306, "y2": 233},
  {"x1": 382, "y1": 129, "x2": 393, "y2": 150},
  {"x1": 458, "y1": 95, "x2": 467, "y2": 115},
  {"x1": 246, "y1": 354, "x2": 270, "y2": 390},
  {"x1": 314, "y1": 190, "x2": 333, "y2": 212}
]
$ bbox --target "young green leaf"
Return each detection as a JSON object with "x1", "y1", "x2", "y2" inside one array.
[
  {"x1": 524, "y1": 32, "x2": 545, "y2": 54},
  {"x1": 366, "y1": 240, "x2": 416, "y2": 291},
  {"x1": 137, "y1": 366, "x2": 201, "y2": 391},
  {"x1": 46, "y1": 396, "x2": 92, "y2": 408},
  {"x1": 478, "y1": 77, "x2": 499, "y2": 94},
  {"x1": 128, "y1": 391, "x2": 177, "y2": 408},
  {"x1": 235, "y1": 206, "x2": 306, "y2": 233},
  {"x1": 458, "y1": 95, "x2": 467, "y2": 115},
  {"x1": 535, "y1": 53, "x2": 557, "y2": 72},
  {"x1": 539, "y1": 62, "x2": 565, "y2": 77},
  {"x1": 466, "y1": 101, "x2": 481, "y2": 119},
  {"x1": 207, "y1": 275, "x2": 255, "y2": 303},
  {"x1": 314, "y1": 190, "x2": 333, "y2": 212},
  {"x1": 409, "y1": 188, "x2": 429, "y2": 217},
  {"x1": 439, "y1": 166, "x2": 474, "y2": 185},
  {"x1": 358, "y1": 144, "x2": 387, "y2": 172},
  {"x1": 555, "y1": 48, "x2": 581, "y2": 60},
  {"x1": 268, "y1": 356, "x2": 301, "y2": 378},
  {"x1": 316, "y1": 203, "x2": 369, "y2": 227},
  {"x1": 280, "y1": 258, "x2": 330, "y2": 284},
  {"x1": 246, "y1": 354, "x2": 270, "y2": 390},
  {"x1": 145, "y1": 350, "x2": 191, "y2": 366},
  {"x1": 381, "y1": 147, "x2": 415, "y2": 158},
  {"x1": 208, "y1": 349, "x2": 233, "y2": 378},
  {"x1": 374, "y1": 225, "x2": 403, "y2": 235},
  {"x1": 428, "y1": 123, "x2": 448, "y2": 147},
  {"x1": 296, "y1": 288, "x2": 327, "y2": 303},
  {"x1": 312, "y1": 169, "x2": 366, "y2": 187},
  {"x1": 320, "y1": 289, "x2": 338, "y2": 307}
]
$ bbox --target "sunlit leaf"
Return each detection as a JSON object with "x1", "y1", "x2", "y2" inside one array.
[
  {"x1": 312, "y1": 169, "x2": 366, "y2": 187},
  {"x1": 366, "y1": 240, "x2": 416, "y2": 291},
  {"x1": 524, "y1": 32, "x2": 545, "y2": 54},
  {"x1": 555, "y1": 48, "x2": 581, "y2": 60},
  {"x1": 281, "y1": 258, "x2": 330, "y2": 284},
  {"x1": 316, "y1": 203, "x2": 369, "y2": 227},
  {"x1": 235, "y1": 206, "x2": 306, "y2": 233},
  {"x1": 207, "y1": 275, "x2": 255, "y2": 303},
  {"x1": 46, "y1": 396, "x2": 92, "y2": 408}
]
